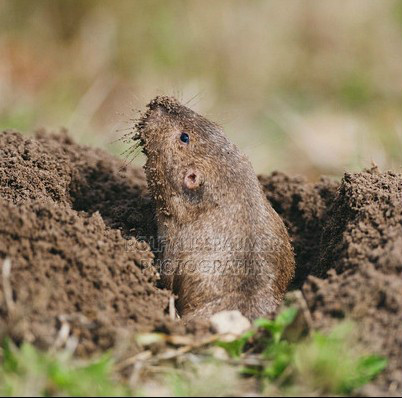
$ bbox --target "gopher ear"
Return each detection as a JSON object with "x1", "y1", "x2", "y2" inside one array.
[{"x1": 184, "y1": 168, "x2": 203, "y2": 190}]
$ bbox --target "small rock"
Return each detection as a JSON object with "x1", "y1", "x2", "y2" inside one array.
[{"x1": 210, "y1": 310, "x2": 251, "y2": 336}]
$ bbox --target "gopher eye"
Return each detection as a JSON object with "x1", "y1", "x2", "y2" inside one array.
[{"x1": 180, "y1": 132, "x2": 190, "y2": 144}]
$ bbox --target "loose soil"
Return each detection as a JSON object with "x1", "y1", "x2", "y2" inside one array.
[
  {"x1": 260, "y1": 169, "x2": 402, "y2": 392},
  {"x1": 0, "y1": 131, "x2": 401, "y2": 392}
]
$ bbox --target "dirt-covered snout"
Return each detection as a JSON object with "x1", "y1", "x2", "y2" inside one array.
[{"x1": 136, "y1": 96, "x2": 208, "y2": 206}]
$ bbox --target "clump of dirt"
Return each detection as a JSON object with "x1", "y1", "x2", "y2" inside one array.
[
  {"x1": 0, "y1": 130, "x2": 401, "y2": 392},
  {"x1": 0, "y1": 130, "x2": 173, "y2": 356}
]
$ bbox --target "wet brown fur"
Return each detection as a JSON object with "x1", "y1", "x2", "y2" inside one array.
[{"x1": 135, "y1": 96, "x2": 295, "y2": 321}]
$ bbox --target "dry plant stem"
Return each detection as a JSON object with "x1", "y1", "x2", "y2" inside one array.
[
  {"x1": 2, "y1": 258, "x2": 15, "y2": 314},
  {"x1": 154, "y1": 335, "x2": 220, "y2": 361},
  {"x1": 128, "y1": 361, "x2": 146, "y2": 389},
  {"x1": 388, "y1": 381, "x2": 398, "y2": 393},
  {"x1": 115, "y1": 351, "x2": 153, "y2": 373},
  {"x1": 115, "y1": 335, "x2": 220, "y2": 372},
  {"x1": 294, "y1": 290, "x2": 314, "y2": 330},
  {"x1": 169, "y1": 295, "x2": 176, "y2": 321},
  {"x1": 50, "y1": 317, "x2": 72, "y2": 353}
]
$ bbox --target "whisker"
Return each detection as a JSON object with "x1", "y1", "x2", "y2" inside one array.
[
  {"x1": 115, "y1": 105, "x2": 145, "y2": 172},
  {"x1": 114, "y1": 126, "x2": 135, "y2": 133},
  {"x1": 118, "y1": 141, "x2": 143, "y2": 172},
  {"x1": 108, "y1": 130, "x2": 136, "y2": 145},
  {"x1": 185, "y1": 90, "x2": 204, "y2": 108}
]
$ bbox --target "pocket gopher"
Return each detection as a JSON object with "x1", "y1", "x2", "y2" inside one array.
[{"x1": 134, "y1": 96, "x2": 295, "y2": 321}]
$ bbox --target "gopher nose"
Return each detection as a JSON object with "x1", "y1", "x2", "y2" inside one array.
[{"x1": 148, "y1": 96, "x2": 180, "y2": 114}]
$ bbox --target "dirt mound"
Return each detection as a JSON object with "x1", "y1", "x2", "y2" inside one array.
[
  {"x1": 0, "y1": 130, "x2": 172, "y2": 356},
  {"x1": 304, "y1": 169, "x2": 402, "y2": 392},
  {"x1": 261, "y1": 169, "x2": 402, "y2": 392},
  {"x1": 259, "y1": 172, "x2": 339, "y2": 286},
  {"x1": 0, "y1": 131, "x2": 401, "y2": 391}
]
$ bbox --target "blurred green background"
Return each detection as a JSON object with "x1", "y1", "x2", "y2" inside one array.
[{"x1": 0, "y1": 0, "x2": 401, "y2": 178}]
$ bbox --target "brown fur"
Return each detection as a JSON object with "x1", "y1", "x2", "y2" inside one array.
[{"x1": 135, "y1": 96, "x2": 295, "y2": 321}]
